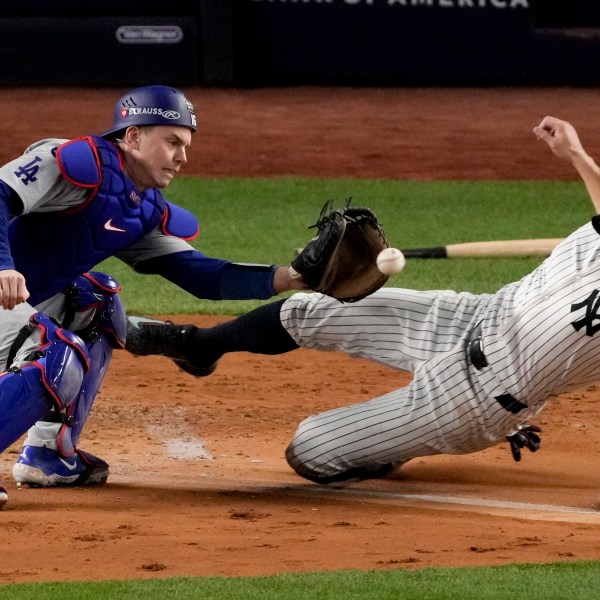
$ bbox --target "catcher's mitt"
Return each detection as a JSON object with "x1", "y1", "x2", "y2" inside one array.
[{"x1": 291, "y1": 199, "x2": 389, "y2": 302}]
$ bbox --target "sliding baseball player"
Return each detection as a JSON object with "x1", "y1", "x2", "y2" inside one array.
[{"x1": 127, "y1": 116, "x2": 597, "y2": 483}]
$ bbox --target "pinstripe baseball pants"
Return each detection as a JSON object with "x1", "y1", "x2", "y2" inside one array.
[{"x1": 281, "y1": 289, "x2": 538, "y2": 481}]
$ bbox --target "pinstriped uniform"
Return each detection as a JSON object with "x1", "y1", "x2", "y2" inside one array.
[{"x1": 281, "y1": 218, "x2": 600, "y2": 481}]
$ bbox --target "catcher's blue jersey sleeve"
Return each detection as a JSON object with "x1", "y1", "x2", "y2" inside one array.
[
  {"x1": 132, "y1": 250, "x2": 277, "y2": 300},
  {"x1": 0, "y1": 180, "x2": 24, "y2": 271}
]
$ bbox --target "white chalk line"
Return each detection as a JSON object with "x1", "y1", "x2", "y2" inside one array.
[
  {"x1": 305, "y1": 485, "x2": 600, "y2": 520},
  {"x1": 309, "y1": 486, "x2": 598, "y2": 515},
  {"x1": 188, "y1": 477, "x2": 600, "y2": 524}
]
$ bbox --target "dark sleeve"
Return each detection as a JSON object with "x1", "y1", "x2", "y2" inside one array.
[
  {"x1": 133, "y1": 249, "x2": 277, "y2": 300},
  {"x1": 0, "y1": 180, "x2": 23, "y2": 271}
]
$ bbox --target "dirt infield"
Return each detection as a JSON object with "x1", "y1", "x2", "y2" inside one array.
[{"x1": 3, "y1": 86, "x2": 600, "y2": 584}]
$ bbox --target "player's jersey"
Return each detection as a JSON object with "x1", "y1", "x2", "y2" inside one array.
[
  {"x1": 479, "y1": 218, "x2": 600, "y2": 408},
  {"x1": 0, "y1": 138, "x2": 87, "y2": 212}
]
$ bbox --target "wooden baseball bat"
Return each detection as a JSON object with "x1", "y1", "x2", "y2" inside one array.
[{"x1": 401, "y1": 238, "x2": 564, "y2": 259}]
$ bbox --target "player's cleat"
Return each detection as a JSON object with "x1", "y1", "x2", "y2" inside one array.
[
  {"x1": 171, "y1": 357, "x2": 217, "y2": 378},
  {"x1": 290, "y1": 459, "x2": 407, "y2": 485},
  {"x1": 0, "y1": 481, "x2": 7, "y2": 509},
  {"x1": 126, "y1": 316, "x2": 217, "y2": 377},
  {"x1": 320, "y1": 462, "x2": 398, "y2": 484},
  {"x1": 12, "y1": 446, "x2": 109, "y2": 488},
  {"x1": 126, "y1": 316, "x2": 188, "y2": 357}
]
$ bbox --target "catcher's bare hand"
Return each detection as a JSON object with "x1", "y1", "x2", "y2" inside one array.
[
  {"x1": 272, "y1": 266, "x2": 308, "y2": 293},
  {"x1": 0, "y1": 269, "x2": 30, "y2": 310},
  {"x1": 506, "y1": 424, "x2": 542, "y2": 462}
]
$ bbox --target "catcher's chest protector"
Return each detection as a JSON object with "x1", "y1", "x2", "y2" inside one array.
[{"x1": 8, "y1": 136, "x2": 167, "y2": 306}]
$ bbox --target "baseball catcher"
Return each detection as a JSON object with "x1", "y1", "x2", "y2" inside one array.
[
  {"x1": 0, "y1": 85, "x2": 309, "y2": 506},
  {"x1": 290, "y1": 199, "x2": 390, "y2": 302}
]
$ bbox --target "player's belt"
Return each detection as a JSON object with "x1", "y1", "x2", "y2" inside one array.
[
  {"x1": 467, "y1": 323, "x2": 488, "y2": 370},
  {"x1": 467, "y1": 323, "x2": 490, "y2": 371},
  {"x1": 467, "y1": 323, "x2": 528, "y2": 414}
]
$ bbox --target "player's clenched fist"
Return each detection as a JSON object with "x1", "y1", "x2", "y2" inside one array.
[
  {"x1": 533, "y1": 116, "x2": 585, "y2": 162},
  {"x1": 0, "y1": 269, "x2": 30, "y2": 310},
  {"x1": 535, "y1": 116, "x2": 600, "y2": 214}
]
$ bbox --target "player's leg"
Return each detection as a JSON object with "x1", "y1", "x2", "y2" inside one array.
[
  {"x1": 0, "y1": 309, "x2": 91, "y2": 504},
  {"x1": 126, "y1": 288, "x2": 484, "y2": 374},
  {"x1": 284, "y1": 348, "x2": 495, "y2": 483},
  {"x1": 281, "y1": 289, "x2": 485, "y2": 369},
  {"x1": 13, "y1": 332, "x2": 113, "y2": 487},
  {"x1": 126, "y1": 298, "x2": 299, "y2": 376},
  {"x1": 12, "y1": 272, "x2": 126, "y2": 487}
]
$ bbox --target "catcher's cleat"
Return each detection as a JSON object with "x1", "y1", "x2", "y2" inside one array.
[
  {"x1": 0, "y1": 481, "x2": 7, "y2": 509},
  {"x1": 12, "y1": 446, "x2": 109, "y2": 488},
  {"x1": 126, "y1": 316, "x2": 217, "y2": 377}
]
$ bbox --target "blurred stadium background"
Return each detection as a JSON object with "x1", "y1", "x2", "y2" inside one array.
[{"x1": 2, "y1": 1, "x2": 600, "y2": 87}]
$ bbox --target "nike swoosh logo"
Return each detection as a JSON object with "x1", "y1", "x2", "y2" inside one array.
[
  {"x1": 59, "y1": 457, "x2": 78, "y2": 471},
  {"x1": 104, "y1": 218, "x2": 127, "y2": 233}
]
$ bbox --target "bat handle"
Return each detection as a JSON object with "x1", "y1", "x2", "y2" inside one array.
[{"x1": 400, "y1": 246, "x2": 448, "y2": 259}]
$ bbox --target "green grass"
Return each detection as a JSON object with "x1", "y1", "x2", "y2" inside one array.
[
  {"x1": 3, "y1": 562, "x2": 600, "y2": 599},
  {"x1": 104, "y1": 176, "x2": 590, "y2": 314}
]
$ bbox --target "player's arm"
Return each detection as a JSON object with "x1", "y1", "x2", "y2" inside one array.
[
  {"x1": 117, "y1": 231, "x2": 305, "y2": 300},
  {"x1": 0, "y1": 181, "x2": 29, "y2": 309},
  {"x1": 0, "y1": 139, "x2": 89, "y2": 309},
  {"x1": 534, "y1": 116, "x2": 600, "y2": 214}
]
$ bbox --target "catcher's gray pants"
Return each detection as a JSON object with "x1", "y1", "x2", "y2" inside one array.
[
  {"x1": 280, "y1": 290, "x2": 531, "y2": 482},
  {"x1": 0, "y1": 292, "x2": 90, "y2": 370}
]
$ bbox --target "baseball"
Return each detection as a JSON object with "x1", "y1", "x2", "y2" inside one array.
[{"x1": 376, "y1": 247, "x2": 405, "y2": 275}]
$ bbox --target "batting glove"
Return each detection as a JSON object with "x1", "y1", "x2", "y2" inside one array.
[{"x1": 506, "y1": 424, "x2": 542, "y2": 462}]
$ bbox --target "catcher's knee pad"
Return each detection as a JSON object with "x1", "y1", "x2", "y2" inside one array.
[
  {"x1": 63, "y1": 272, "x2": 126, "y2": 348},
  {"x1": 0, "y1": 312, "x2": 89, "y2": 453},
  {"x1": 54, "y1": 331, "x2": 114, "y2": 456}
]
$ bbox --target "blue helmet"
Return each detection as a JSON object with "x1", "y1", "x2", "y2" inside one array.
[{"x1": 101, "y1": 85, "x2": 197, "y2": 138}]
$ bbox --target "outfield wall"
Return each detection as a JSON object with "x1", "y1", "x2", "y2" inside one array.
[{"x1": 2, "y1": 1, "x2": 600, "y2": 86}]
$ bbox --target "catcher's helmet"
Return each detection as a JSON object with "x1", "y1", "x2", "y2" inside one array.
[{"x1": 101, "y1": 85, "x2": 197, "y2": 138}]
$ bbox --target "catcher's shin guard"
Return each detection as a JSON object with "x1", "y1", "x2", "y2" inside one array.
[
  {"x1": 55, "y1": 332, "x2": 114, "y2": 456},
  {"x1": 42, "y1": 272, "x2": 125, "y2": 456},
  {"x1": 0, "y1": 312, "x2": 89, "y2": 453}
]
